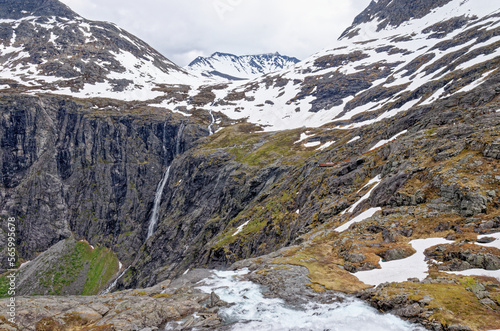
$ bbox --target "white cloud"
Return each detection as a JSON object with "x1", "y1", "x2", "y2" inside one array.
[{"x1": 60, "y1": 0, "x2": 371, "y2": 66}]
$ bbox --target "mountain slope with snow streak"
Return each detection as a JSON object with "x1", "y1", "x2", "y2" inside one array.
[{"x1": 175, "y1": 0, "x2": 500, "y2": 131}]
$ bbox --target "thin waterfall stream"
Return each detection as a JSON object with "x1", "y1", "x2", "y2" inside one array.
[
  {"x1": 101, "y1": 266, "x2": 130, "y2": 295},
  {"x1": 208, "y1": 110, "x2": 215, "y2": 135},
  {"x1": 103, "y1": 122, "x2": 185, "y2": 294},
  {"x1": 146, "y1": 165, "x2": 171, "y2": 239},
  {"x1": 147, "y1": 122, "x2": 185, "y2": 239}
]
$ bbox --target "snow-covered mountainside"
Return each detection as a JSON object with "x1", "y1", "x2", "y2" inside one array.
[
  {"x1": 166, "y1": 0, "x2": 500, "y2": 131},
  {"x1": 185, "y1": 52, "x2": 300, "y2": 81},
  {"x1": 0, "y1": 0, "x2": 198, "y2": 101}
]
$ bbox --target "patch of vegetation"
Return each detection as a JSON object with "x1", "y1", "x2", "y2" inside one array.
[
  {"x1": 37, "y1": 240, "x2": 119, "y2": 296},
  {"x1": 272, "y1": 234, "x2": 371, "y2": 293},
  {"x1": 213, "y1": 190, "x2": 298, "y2": 251},
  {"x1": 152, "y1": 293, "x2": 173, "y2": 299},
  {"x1": 82, "y1": 245, "x2": 120, "y2": 295},
  {"x1": 198, "y1": 124, "x2": 315, "y2": 167},
  {"x1": 377, "y1": 278, "x2": 500, "y2": 330},
  {"x1": 0, "y1": 272, "x2": 14, "y2": 298},
  {"x1": 35, "y1": 317, "x2": 62, "y2": 331}
]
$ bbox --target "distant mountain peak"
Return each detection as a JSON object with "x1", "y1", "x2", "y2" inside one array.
[
  {"x1": 0, "y1": 0, "x2": 77, "y2": 19},
  {"x1": 186, "y1": 52, "x2": 300, "y2": 81}
]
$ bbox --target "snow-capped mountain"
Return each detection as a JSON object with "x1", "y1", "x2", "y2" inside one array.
[
  {"x1": 2, "y1": 0, "x2": 499, "y2": 128},
  {"x1": 0, "y1": 0, "x2": 199, "y2": 101},
  {"x1": 163, "y1": 0, "x2": 500, "y2": 131},
  {"x1": 185, "y1": 52, "x2": 300, "y2": 81}
]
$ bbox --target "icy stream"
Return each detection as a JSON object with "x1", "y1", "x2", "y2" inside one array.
[
  {"x1": 208, "y1": 109, "x2": 215, "y2": 135},
  {"x1": 195, "y1": 269, "x2": 426, "y2": 331},
  {"x1": 101, "y1": 266, "x2": 130, "y2": 295}
]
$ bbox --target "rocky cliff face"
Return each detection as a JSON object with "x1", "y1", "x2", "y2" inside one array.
[{"x1": 0, "y1": 93, "x2": 208, "y2": 273}]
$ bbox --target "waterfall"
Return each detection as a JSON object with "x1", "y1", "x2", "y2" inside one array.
[
  {"x1": 208, "y1": 110, "x2": 215, "y2": 135},
  {"x1": 175, "y1": 122, "x2": 185, "y2": 155},
  {"x1": 101, "y1": 266, "x2": 130, "y2": 295},
  {"x1": 147, "y1": 165, "x2": 171, "y2": 239},
  {"x1": 146, "y1": 122, "x2": 184, "y2": 240}
]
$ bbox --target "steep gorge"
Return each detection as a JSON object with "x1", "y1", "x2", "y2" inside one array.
[{"x1": 0, "y1": 94, "x2": 208, "y2": 276}]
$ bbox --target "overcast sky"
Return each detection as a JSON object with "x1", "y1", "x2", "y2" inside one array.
[{"x1": 59, "y1": 0, "x2": 372, "y2": 66}]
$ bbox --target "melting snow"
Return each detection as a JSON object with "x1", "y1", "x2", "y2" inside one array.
[
  {"x1": 369, "y1": 130, "x2": 407, "y2": 151},
  {"x1": 357, "y1": 175, "x2": 382, "y2": 193},
  {"x1": 355, "y1": 238, "x2": 452, "y2": 286},
  {"x1": 295, "y1": 132, "x2": 314, "y2": 144},
  {"x1": 347, "y1": 136, "x2": 361, "y2": 144},
  {"x1": 336, "y1": 207, "x2": 381, "y2": 232},
  {"x1": 343, "y1": 175, "x2": 382, "y2": 214},
  {"x1": 317, "y1": 140, "x2": 336, "y2": 151},
  {"x1": 304, "y1": 141, "x2": 322, "y2": 148},
  {"x1": 233, "y1": 221, "x2": 250, "y2": 237},
  {"x1": 445, "y1": 268, "x2": 500, "y2": 281},
  {"x1": 453, "y1": 68, "x2": 497, "y2": 94}
]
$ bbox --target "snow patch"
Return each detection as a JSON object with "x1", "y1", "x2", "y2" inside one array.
[
  {"x1": 347, "y1": 136, "x2": 361, "y2": 144},
  {"x1": 369, "y1": 130, "x2": 407, "y2": 151},
  {"x1": 336, "y1": 208, "x2": 381, "y2": 233},
  {"x1": 304, "y1": 141, "x2": 322, "y2": 148},
  {"x1": 317, "y1": 140, "x2": 336, "y2": 151},
  {"x1": 343, "y1": 175, "x2": 382, "y2": 214},
  {"x1": 357, "y1": 175, "x2": 382, "y2": 193},
  {"x1": 233, "y1": 221, "x2": 250, "y2": 237},
  {"x1": 295, "y1": 132, "x2": 314, "y2": 144},
  {"x1": 355, "y1": 238, "x2": 452, "y2": 286},
  {"x1": 445, "y1": 269, "x2": 500, "y2": 281}
]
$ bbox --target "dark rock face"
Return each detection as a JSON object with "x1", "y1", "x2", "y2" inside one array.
[
  {"x1": 0, "y1": 0, "x2": 76, "y2": 20},
  {"x1": 0, "y1": 94, "x2": 207, "y2": 270},
  {"x1": 125, "y1": 155, "x2": 291, "y2": 288},
  {"x1": 484, "y1": 138, "x2": 500, "y2": 159}
]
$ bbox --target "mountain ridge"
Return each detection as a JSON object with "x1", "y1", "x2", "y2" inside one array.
[
  {"x1": 0, "y1": 0, "x2": 77, "y2": 20},
  {"x1": 185, "y1": 51, "x2": 300, "y2": 81},
  {"x1": 161, "y1": 0, "x2": 499, "y2": 131},
  {"x1": 0, "y1": 0, "x2": 199, "y2": 101}
]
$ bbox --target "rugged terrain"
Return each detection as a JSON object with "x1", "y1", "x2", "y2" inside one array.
[{"x1": 0, "y1": 0, "x2": 500, "y2": 330}]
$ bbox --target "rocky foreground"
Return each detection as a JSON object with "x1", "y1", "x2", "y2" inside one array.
[
  {"x1": 0, "y1": 269, "x2": 227, "y2": 330},
  {"x1": 2, "y1": 258, "x2": 498, "y2": 330}
]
